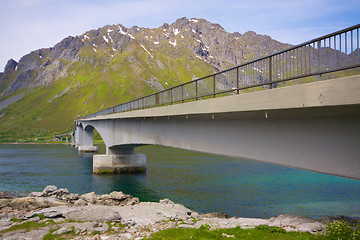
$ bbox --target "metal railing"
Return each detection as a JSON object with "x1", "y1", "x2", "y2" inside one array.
[{"x1": 81, "y1": 24, "x2": 360, "y2": 119}]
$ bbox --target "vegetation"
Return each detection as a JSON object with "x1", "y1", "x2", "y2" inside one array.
[
  {"x1": 1, "y1": 219, "x2": 56, "y2": 233},
  {"x1": 144, "y1": 225, "x2": 328, "y2": 240},
  {"x1": 325, "y1": 220, "x2": 360, "y2": 240}
]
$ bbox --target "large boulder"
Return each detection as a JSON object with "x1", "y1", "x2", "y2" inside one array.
[
  {"x1": 81, "y1": 192, "x2": 99, "y2": 204},
  {"x1": 9, "y1": 197, "x2": 68, "y2": 210}
]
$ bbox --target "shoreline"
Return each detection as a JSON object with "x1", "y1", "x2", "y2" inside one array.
[{"x1": 1, "y1": 186, "x2": 358, "y2": 240}]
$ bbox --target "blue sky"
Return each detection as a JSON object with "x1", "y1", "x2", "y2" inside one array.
[{"x1": 0, "y1": 0, "x2": 359, "y2": 71}]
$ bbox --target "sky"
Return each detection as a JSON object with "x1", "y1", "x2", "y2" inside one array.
[{"x1": 0, "y1": 0, "x2": 359, "y2": 71}]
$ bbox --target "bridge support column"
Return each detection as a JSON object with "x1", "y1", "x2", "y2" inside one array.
[
  {"x1": 71, "y1": 132, "x2": 75, "y2": 147},
  {"x1": 78, "y1": 126, "x2": 98, "y2": 153},
  {"x1": 93, "y1": 146, "x2": 146, "y2": 174}
]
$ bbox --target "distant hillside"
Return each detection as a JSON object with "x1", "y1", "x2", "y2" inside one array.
[{"x1": 0, "y1": 17, "x2": 291, "y2": 141}]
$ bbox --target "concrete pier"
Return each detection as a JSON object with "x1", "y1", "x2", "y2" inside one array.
[
  {"x1": 93, "y1": 146, "x2": 146, "y2": 173},
  {"x1": 76, "y1": 124, "x2": 98, "y2": 153},
  {"x1": 93, "y1": 154, "x2": 146, "y2": 173},
  {"x1": 78, "y1": 145, "x2": 98, "y2": 153}
]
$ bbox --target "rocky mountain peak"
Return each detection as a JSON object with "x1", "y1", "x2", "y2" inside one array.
[
  {"x1": 4, "y1": 59, "x2": 18, "y2": 72},
  {"x1": 0, "y1": 17, "x2": 291, "y2": 98}
]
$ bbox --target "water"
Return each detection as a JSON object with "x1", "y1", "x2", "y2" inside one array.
[{"x1": 0, "y1": 144, "x2": 359, "y2": 219}]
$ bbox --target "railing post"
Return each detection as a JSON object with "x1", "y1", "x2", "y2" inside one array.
[
  {"x1": 213, "y1": 75, "x2": 216, "y2": 98},
  {"x1": 269, "y1": 57, "x2": 273, "y2": 89},
  {"x1": 196, "y1": 80, "x2": 198, "y2": 100},
  {"x1": 318, "y1": 40, "x2": 322, "y2": 81},
  {"x1": 236, "y1": 67, "x2": 239, "y2": 94},
  {"x1": 170, "y1": 89, "x2": 173, "y2": 105},
  {"x1": 182, "y1": 85, "x2": 184, "y2": 103}
]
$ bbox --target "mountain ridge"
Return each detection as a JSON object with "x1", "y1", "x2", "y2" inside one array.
[{"x1": 0, "y1": 17, "x2": 292, "y2": 141}]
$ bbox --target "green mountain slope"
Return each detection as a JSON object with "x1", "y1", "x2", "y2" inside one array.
[{"x1": 0, "y1": 17, "x2": 291, "y2": 142}]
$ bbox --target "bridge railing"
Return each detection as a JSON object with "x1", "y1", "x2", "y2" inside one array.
[{"x1": 81, "y1": 24, "x2": 360, "y2": 119}]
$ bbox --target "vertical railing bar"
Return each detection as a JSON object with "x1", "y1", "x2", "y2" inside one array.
[
  {"x1": 345, "y1": 31, "x2": 348, "y2": 66},
  {"x1": 340, "y1": 33, "x2": 342, "y2": 67},
  {"x1": 351, "y1": 30, "x2": 353, "y2": 53},
  {"x1": 318, "y1": 40, "x2": 322, "y2": 81},
  {"x1": 358, "y1": 28, "x2": 360, "y2": 63},
  {"x1": 170, "y1": 88, "x2": 173, "y2": 104},
  {"x1": 305, "y1": 45, "x2": 307, "y2": 74},
  {"x1": 269, "y1": 56, "x2": 273, "y2": 89},
  {"x1": 195, "y1": 80, "x2": 198, "y2": 100},
  {"x1": 334, "y1": 35, "x2": 337, "y2": 69},
  {"x1": 300, "y1": 46, "x2": 303, "y2": 75},
  {"x1": 213, "y1": 75, "x2": 216, "y2": 98},
  {"x1": 236, "y1": 67, "x2": 239, "y2": 94}
]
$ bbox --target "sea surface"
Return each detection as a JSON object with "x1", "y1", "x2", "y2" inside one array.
[{"x1": 0, "y1": 144, "x2": 359, "y2": 219}]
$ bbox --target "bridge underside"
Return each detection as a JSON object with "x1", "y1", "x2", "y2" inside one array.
[
  {"x1": 75, "y1": 76, "x2": 360, "y2": 179},
  {"x1": 83, "y1": 108, "x2": 360, "y2": 179}
]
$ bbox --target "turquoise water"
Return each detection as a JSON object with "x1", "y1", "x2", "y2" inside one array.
[{"x1": 0, "y1": 144, "x2": 359, "y2": 219}]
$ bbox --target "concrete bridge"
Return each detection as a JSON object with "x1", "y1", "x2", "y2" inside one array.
[
  {"x1": 73, "y1": 24, "x2": 360, "y2": 179},
  {"x1": 74, "y1": 75, "x2": 360, "y2": 179}
]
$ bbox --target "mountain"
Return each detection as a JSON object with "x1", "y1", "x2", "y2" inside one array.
[{"x1": 0, "y1": 17, "x2": 291, "y2": 141}]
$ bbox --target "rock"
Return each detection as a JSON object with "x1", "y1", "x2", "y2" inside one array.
[
  {"x1": 178, "y1": 224, "x2": 196, "y2": 228},
  {"x1": 62, "y1": 205, "x2": 122, "y2": 222},
  {"x1": 124, "y1": 197, "x2": 140, "y2": 206},
  {"x1": 53, "y1": 226, "x2": 72, "y2": 235},
  {"x1": 74, "y1": 198, "x2": 87, "y2": 206},
  {"x1": 201, "y1": 212, "x2": 229, "y2": 219},
  {"x1": 52, "y1": 188, "x2": 69, "y2": 197},
  {"x1": 0, "y1": 199, "x2": 11, "y2": 208},
  {"x1": 9, "y1": 197, "x2": 68, "y2": 210},
  {"x1": 81, "y1": 192, "x2": 99, "y2": 204},
  {"x1": 109, "y1": 191, "x2": 130, "y2": 201},
  {"x1": 42, "y1": 185, "x2": 58, "y2": 196},
  {"x1": 63, "y1": 193, "x2": 79, "y2": 202},
  {"x1": 25, "y1": 216, "x2": 40, "y2": 222},
  {"x1": 28, "y1": 192, "x2": 44, "y2": 197},
  {"x1": 99, "y1": 194, "x2": 110, "y2": 200},
  {"x1": 92, "y1": 234, "x2": 101, "y2": 240},
  {"x1": 269, "y1": 215, "x2": 325, "y2": 232},
  {"x1": 43, "y1": 210, "x2": 63, "y2": 218},
  {"x1": 4, "y1": 59, "x2": 18, "y2": 72},
  {"x1": 119, "y1": 233, "x2": 133, "y2": 239},
  {"x1": 159, "y1": 198, "x2": 175, "y2": 205}
]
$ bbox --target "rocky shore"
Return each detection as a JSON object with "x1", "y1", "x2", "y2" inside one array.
[{"x1": 0, "y1": 185, "x2": 333, "y2": 239}]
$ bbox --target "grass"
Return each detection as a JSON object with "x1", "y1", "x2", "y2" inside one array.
[
  {"x1": 144, "y1": 225, "x2": 328, "y2": 240},
  {"x1": 1, "y1": 219, "x2": 56, "y2": 233}
]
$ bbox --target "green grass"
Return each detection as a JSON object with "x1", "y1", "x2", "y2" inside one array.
[
  {"x1": 1, "y1": 219, "x2": 56, "y2": 233},
  {"x1": 144, "y1": 225, "x2": 328, "y2": 240}
]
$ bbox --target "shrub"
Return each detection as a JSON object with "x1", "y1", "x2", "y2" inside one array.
[{"x1": 326, "y1": 220, "x2": 360, "y2": 240}]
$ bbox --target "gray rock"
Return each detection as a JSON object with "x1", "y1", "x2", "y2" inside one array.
[
  {"x1": 28, "y1": 192, "x2": 44, "y2": 197},
  {"x1": 42, "y1": 185, "x2": 58, "y2": 196},
  {"x1": 62, "y1": 193, "x2": 79, "y2": 202},
  {"x1": 0, "y1": 199, "x2": 11, "y2": 208},
  {"x1": 124, "y1": 197, "x2": 139, "y2": 205},
  {"x1": 43, "y1": 210, "x2": 63, "y2": 218},
  {"x1": 81, "y1": 192, "x2": 99, "y2": 204},
  {"x1": 53, "y1": 226, "x2": 72, "y2": 235},
  {"x1": 178, "y1": 224, "x2": 196, "y2": 228},
  {"x1": 269, "y1": 215, "x2": 325, "y2": 232},
  {"x1": 9, "y1": 197, "x2": 68, "y2": 210},
  {"x1": 159, "y1": 198, "x2": 175, "y2": 205},
  {"x1": 109, "y1": 191, "x2": 130, "y2": 201},
  {"x1": 74, "y1": 198, "x2": 87, "y2": 206},
  {"x1": 52, "y1": 188, "x2": 69, "y2": 197},
  {"x1": 99, "y1": 194, "x2": 110, "y2": 200}
]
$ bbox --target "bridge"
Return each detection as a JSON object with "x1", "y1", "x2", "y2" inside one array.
[{"x1": 74, "y1": 24, "x2": 360, "y2": 179}]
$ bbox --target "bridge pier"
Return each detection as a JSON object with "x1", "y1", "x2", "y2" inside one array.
[
  {"x1": 77, "y1": 125, "x2": 98, "y2": 153},
  {"x1": 93, "y1": 145, "x2": 146, "y2": 174}
]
